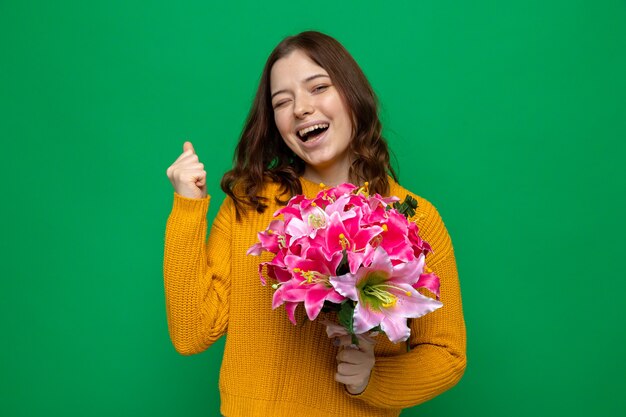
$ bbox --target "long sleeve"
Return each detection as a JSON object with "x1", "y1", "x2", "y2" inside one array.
[
  {"x1": 162, "y1": 178, "x2": 466, "y2": 416},
  {"x1": 163, "y1": 193, "x2": 232, "y2": 355},
  {"x1": 353, "y1": 194, "x2": 467, "y2": 408}
]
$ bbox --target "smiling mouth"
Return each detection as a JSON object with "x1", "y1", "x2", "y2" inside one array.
[{"x1": 297, "y1": 123, "x2": 329, "y2": 142}]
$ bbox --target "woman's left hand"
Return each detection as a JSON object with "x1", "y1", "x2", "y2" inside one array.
[{"x1": 334, "y1": 334, "x2": 376, "y2": 394}]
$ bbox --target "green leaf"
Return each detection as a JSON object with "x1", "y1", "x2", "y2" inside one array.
[
  {"x1": 393, "y1": 195, "x2": 418, "y2": 219},
  {"x1": 338, "y1": 300, "x2": 355, "y2": 334}
]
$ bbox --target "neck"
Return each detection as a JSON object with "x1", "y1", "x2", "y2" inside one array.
[{"x1": 302, "y1": 164, "x2": 351, "y2": 187}]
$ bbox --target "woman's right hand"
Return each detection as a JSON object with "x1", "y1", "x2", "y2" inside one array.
[{"x1": 166, "y1": 141, "x2": 207, "y2": 199}]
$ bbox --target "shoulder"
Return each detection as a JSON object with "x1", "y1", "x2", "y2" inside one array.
[{"x1": 388, "y1": 178, "x2": 454, "y2": 264}]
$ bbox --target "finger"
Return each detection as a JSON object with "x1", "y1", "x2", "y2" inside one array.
[
  {"x1": 355, "y1": 334, "x2": 376, "y2": 352},
  {"x1": 180, "y1": 168, "x2": 206, "y2": 180},
  {"x1": 171, "y1": 149, "x2": 197, "y2": 167},
  {"x1": 337, "y1": 349, "x2": 367, "y2": 364},
  {"x1": 335, "y1": 373, "x2": 365, "y2": 387},
  {"x1": 169, "y1": 160, "x2": 203, "y2": 177},
  {"x1": 172, "y1": 169, "x2": 206, "y2": 187},
  {"x1": 337, "y1": 362, "x2": 362, "y2": 376},
  {"x1": 345, "y1": 382, "x2": 368, "y2": 395},
  {"x1": 335, "y1": 335, "x2": 358, "y2": 348},
  {"x1": 323, "y1": 321, "x2": 347, "y2": 338},
  {"x1": 183, "y1": 141, "x2": 195, "y2": 154},
  {"x1": 357, "y1": 333, "x2": 377, "y2": 345},
  {"x1": 179, "y1": 162, "x2": 204, "y2": 172},
  {"x1": 196, "y1": 176, "x2": 206, "y2": 187}
]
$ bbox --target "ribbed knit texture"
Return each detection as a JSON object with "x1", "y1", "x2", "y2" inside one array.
[{"x1": 163, "y1": 177, "x2": 466, "y2": 417}]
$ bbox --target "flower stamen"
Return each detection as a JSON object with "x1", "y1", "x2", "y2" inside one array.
[
  {"x1": 369, "y1": 234, "x2": 383, "y2": 248},
  {"x1": 363, "y1": 285, "x2": 397, "y2": 307},
  {"x1": 307, "y1": 205, "x2": 327, "y2": 229},
  {"x1": 338, "y1": 233, "x2": 350, "y2": 250},
  {"x1": 362, "y1": 282, "x2": 413, "y2": 309},
  {"x1": 295, "y1": 270, "x2": 329, "y2": 285},
  {"x1": 356, "y1": 181, "x2": 370, "y2": 197}
]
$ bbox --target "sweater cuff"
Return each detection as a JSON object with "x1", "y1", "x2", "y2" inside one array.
[
  {"x1": 171, "y1": 192, "x2": 211, "y2": 214},
  {"x1": 344, "y1": 361, "x2": 401, "y2": 410},
  {"x1": 344, "y1": 366, "x2": 382, "y2": 401}
]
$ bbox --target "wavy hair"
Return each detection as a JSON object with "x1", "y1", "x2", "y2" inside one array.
[{"x1": 220, "y1": 31, "x2": 398, "y2": 219}]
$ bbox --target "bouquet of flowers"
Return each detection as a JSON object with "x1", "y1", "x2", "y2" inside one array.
[{"x1": 247, "y1": 182, "x2": 443, "y2": 344}]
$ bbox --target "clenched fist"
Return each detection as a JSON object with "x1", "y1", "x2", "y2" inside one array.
[
  {"x1": 166, "y1": 141, "x2": 207, "y2": 199},
  {"x1": 334, "y1": 334, "x2": 376, "y2": 395}
]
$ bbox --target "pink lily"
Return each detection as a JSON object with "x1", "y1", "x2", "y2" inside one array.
[
  {"x1": 316, "y1": 183, "x2": 358, "y2": 201},
  {"x1": 408, "y1": 221, "x2": 433, "y2": 257},
  {"x1": 276, "y1": 280, "x2": 344, "y2": 323},
  {"x1": 330, "y1": 247, "x2": 443, "y2": 343},
  {"x1": 283, "y1": 202, "x2": 331, "y2": 243},
  {"x1": 247, "y1": 219, "x2": 285, "y2": 255},
  {"x1": 414, "y1": 271, "x2": 441, "y2": 299},
  {"x1": 279, "y1": 247, "x2": 345, "y2": 321},
  {"x1": 324, "y1": 211, "x2": 383, "y2": 274},
  {"x1": 375, "y1": 211, "x2": 415, "y2": 263},
  {"x1": 271, "y1": 280, "x2": 302, "y2": 325}
]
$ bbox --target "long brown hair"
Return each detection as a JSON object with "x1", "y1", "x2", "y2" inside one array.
[{"x1": 221, "y1": 31, "x2": 398, "y2": 219}]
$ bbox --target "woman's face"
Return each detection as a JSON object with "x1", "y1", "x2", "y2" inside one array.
[{"x1": 270, "y1": 49, "x2": 353, "y2": 183}]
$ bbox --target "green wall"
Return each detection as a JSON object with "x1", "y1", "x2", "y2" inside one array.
[{"x1": 2, "y1": 0, "x2": 625, "y2": 415}]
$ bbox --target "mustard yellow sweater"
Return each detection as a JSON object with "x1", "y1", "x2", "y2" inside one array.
[{"x1": 163, "y1": 177, "x2": 466, "y2": 417}]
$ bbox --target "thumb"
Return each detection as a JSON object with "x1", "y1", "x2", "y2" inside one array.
[
  {"x1": 183, "y1": 141, "x2": 195, "y2": 154},
  {"x1": 356, "y1": 333, "x2": 377, "y2": 348}
]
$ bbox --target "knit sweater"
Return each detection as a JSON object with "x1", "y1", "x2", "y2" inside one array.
[{"x1": 163, "y1": 176, "x2": 466, "y2": 417}]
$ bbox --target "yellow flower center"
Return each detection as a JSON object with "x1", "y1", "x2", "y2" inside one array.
[
  {"x1": 338, "y1": 233, "x2": 350, "y2": 250},
  {"x1": 293, "y1": 268, "x2": 328, "y2": 285},
  {"x1": 363, "y1": 285, "x2": 398, "y2": 307},
  {"x1": 360, "y1": 276, "x2": 413, "y2": 310},
  {"x1": 307, "y1": 205, "x2": 327, "y2": 229}
]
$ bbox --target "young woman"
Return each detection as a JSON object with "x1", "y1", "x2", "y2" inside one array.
[{"x1": 164, "y1": 31, "x2": 466, "y2": 417}]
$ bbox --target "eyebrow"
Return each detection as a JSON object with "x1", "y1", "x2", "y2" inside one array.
[{"x1": 271, "y1": 74, "x2": 331, "y2": 99}]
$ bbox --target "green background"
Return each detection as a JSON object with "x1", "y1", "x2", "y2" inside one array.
[{"x1": 2, "y1": 0, "x2": 625, "y2": 416}]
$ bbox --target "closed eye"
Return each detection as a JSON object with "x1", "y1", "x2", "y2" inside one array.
[
  {"x1": 272, "y1": 99, "x2": 291, "y2": 109},
  {"x1": 312, "y1": 84, "x2": 330, "y2": 93}
]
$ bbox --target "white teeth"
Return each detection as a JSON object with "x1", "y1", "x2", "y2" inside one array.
[{"x1": 298, "y1": 123, "x2": 329, "y2": 137}]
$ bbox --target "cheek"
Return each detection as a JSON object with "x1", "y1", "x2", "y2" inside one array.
[
  {"x1": 274, "y1": 112, "x2": 290, "y2": 136},
  {"x1": 274, "y1": 115, "x2": 295, "y2": 148},
  {"x1": 325, "y1": 96, "x2": 352, "y2": 129}
]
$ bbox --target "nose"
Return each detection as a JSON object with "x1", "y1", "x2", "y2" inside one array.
[{"x1": 293, "y1": 94, "x2": 314, "y2": 119}]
